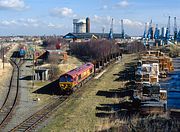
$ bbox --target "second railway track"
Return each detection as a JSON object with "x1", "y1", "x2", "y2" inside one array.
[
  {"x1": 0, "y1": 58, "x2": 23, "y2": 130},
  {"x1": 10, "y1": 96, "x2": 68, "y2": 132},
  {"x1": 10, "y1": 57, "x2": 120, "y2": 131}
]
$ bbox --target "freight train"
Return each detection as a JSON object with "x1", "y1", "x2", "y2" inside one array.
[{"x1": 59, "y1": 62, "x2": 94, "y2": 92}]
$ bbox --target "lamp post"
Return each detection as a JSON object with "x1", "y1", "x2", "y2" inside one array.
[{"x1": 32, "y1": 39, "x2": 35, "y2": 88}]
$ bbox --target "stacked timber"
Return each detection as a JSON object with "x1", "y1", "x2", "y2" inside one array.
[{"x1": 136, "y1": 50, "x2": 173, "y2": 115}]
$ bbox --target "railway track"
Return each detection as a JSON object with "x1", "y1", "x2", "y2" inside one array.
[
  {"x1": 10, "y1": 57, "x2": 120, "y2": 131},
  {"x1": 0, "y1": 58, "x2": 23, "y2": 130},
  {"x1": 10, "y1": 96, "x2": 68, "y2": 132}
]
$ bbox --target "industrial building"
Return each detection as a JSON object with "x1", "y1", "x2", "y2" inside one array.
[
  {"x1": 73, "y1": 17, "x2": 90, "y2": 33},
  {"x1": 63, "y1": 32, "x2": 125, "y2": 41},
  {"x1": 68, "y1": 17, "x2": 127, "y2": 41}
]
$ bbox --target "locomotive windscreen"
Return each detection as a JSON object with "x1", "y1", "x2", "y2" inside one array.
[{"x1": 60, "y1": 75, "x2": 73, "y2": 82}]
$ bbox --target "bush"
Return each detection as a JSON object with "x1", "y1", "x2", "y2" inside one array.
[
  {"x1": 42, "y1": 37, "x2": 67, "y2": 50},
  {"x1": 122, "y1": 41, "x2": 146, "y2": 53}
]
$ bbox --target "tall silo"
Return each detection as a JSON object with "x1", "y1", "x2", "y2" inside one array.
[
  {"x1": 86, "y1": 17, "x2": 90, "y2": 33},
  {"x1": 73, "y1": 19, "x2": 78, "y2": 33},
  {"x1": 73, "y1": 19, "x2": 86, "y2": 33}
]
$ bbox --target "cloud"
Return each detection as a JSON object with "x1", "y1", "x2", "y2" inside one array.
[
  {"x1": 92, "y1": 15, "x2": 112, "y2": 24},
  {"x1": 1, "y1": 20, "x2": 17, "y2": 26},
  {"x1": 17, "y1": 18, "x2": 40, "y2": 27},
  {"x1": 47, "y1": 23, "x2": 63, "y2": 28},
  {"x1": 0, "y1": 18, "x2": 40, "y2": 27},
  {"x1": 100, "y1": 5, "x2": 108, "y2": 10},
  {"x1": 0, "y1": 0, "x2": 28, "y2": 10},
  {"x1": 87, "y1": 15, "x2": 143, "y2": 28},
  {"x1": 116, "y1": 0, "x2": 129, "y2": 8},
  {"x1": 0, "y1": 18, "x2": 64, "y2": 29},
  {"x1": 51, "y1": 7, "x2": 76, "y2": 18},
  {"x1": 123, "y1": 19, "x2": 143, "y2": 27},
  {"x1": 90, "y1": 15, "x2": 144, "y2": 35}
]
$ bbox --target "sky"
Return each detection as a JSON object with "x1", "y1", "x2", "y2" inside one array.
[{"x1": 0, "y1": 0, "x2": 180, "y2": 36}]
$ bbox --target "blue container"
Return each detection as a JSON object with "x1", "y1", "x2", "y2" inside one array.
[{"x1": 19, "y1": 49, "x2": 26, "y2": 57}]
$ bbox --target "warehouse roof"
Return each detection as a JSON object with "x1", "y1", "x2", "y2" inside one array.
[{"x1": 63, "y1": 32, "x2": 126, "y2": 39}]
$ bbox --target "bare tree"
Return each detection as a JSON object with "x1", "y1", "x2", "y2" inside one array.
[
  {"x1": 70, "y1": 40, "x2": 121, "y2": 61},
  {"x1": 42, "y1": 37, "x2": 67, "y2": 50},
  {"x1": 48, "y1": 52, "x2": 61, "y2": 80}
]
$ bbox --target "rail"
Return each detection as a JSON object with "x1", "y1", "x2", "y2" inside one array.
[
  {"x1": 11, "y1": 96, "x2": 68, "y2": 132},
  {"x1": 0, "y1": 58, "x2": 23, "y2": 130},
  {"x1": 10, "y1": 54, "x2": 122, "y2": 131}
]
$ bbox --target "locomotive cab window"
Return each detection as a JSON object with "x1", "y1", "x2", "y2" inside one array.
[
  {"x1": 78, "y1": 75, "x2": 81, "y2": 80},
  {"x1": 60, "y1": 75, "x2": 73, "y2": 82},
  {"x1": 74, "y1": 77, "x2": 77, "y2": 81},
  {"x1": 90, "y1": 68, "x2": 93, "y2": 73}
]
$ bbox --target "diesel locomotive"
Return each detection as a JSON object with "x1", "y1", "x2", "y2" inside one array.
[{"x1": 59, "y1": 63, "x2": 94, "y2": 92}]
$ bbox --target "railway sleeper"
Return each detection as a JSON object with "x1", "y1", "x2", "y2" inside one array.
[
  {"x1": 17, "y1": 126, "x2": 30, "y2": 129},
  {"x1": 14, "y1": 128, "x2": 27, "y2": 131},
  {"x1": 29, "y1": 118, "x2": 41, "y2": 122}
]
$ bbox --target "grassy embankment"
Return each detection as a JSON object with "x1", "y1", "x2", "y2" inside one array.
[{"x1": 40, "y1": 54, "x2": 137, "y2": 131}]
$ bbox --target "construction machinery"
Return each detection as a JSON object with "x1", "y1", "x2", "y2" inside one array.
[{"x1": 91, "y1": 34, "x2": 98, "y2": 40}]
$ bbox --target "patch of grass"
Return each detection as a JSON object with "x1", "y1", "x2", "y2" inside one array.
[
  {"x1": 40, "y1": 54, "x2": 137, "y2": 131},
  {"x1": 34, "y1": 81, "x2": 50, "y2": 87}
]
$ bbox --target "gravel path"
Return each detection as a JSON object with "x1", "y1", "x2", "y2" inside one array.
[
  {"x1": 0, "y1": 43, "x2": 19, "y2": 109},
  {"x1": 3, "y1": 60, "x2": 54, "y2": 131}
]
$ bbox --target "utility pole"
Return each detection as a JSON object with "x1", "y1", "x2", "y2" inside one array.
[
  {"x1": 3, "y1": 42, "x2": 4, "y2": 69},
  {"x1": 32, "y1": 39, "x2": 35, "y2": 88},
  {"x1": 102, "y1": 27, "x2": 105, "y2": 39},
  {"x1": 1, "y1": 41, "x2": 5, "y2": 69}
]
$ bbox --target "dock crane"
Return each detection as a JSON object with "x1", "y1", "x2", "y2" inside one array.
[
  {"x1": 143, "y1": 23, "x2": 147, "y2": 39},
  {"x1": 177, "y1": 30, "x2": 180, "y2": 42},
  {"x1": 165, "y1": 16, "x2": 171, "y2": 44},
  {"x1": 154, "y1": 24, "x2": 160, "y2": 40},
  {"x1": 174, "y1": 17, "x2": 178, "y2": 42},
  {"x1": 143, "y1": 23, "x2": 148, "y2": 46},
  {"x1": 108, "y1": 18, "x2": 113, "y2": 40},
  {"x1": 147, "y1": 20, "x2": 153, "y2": 39}
]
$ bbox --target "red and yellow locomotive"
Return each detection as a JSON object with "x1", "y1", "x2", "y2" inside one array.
[{"x1": 59, "y1": 63, "x2": 94, "y2": 91}]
